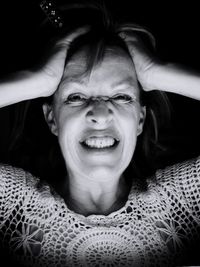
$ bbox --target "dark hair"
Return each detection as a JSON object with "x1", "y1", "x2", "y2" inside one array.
[{"x1": 8, "y1": 1, "x2": 171, "y2": 185}]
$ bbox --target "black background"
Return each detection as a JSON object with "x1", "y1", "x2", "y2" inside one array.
[{"x1": 0, "y1": 0, "x2": 200, "y2": 266}]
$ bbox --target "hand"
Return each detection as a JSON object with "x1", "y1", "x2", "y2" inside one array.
[
  {"x1": 119, "y1": 29, "x2": 162, "y2": 91},
  {"x1": 37, "y1": 26, "x2": 89, "y2": 97}
]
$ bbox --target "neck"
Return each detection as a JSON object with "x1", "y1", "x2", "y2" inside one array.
[{"x1": 60, "y1": 173, "x2": 130, "y2": 216}]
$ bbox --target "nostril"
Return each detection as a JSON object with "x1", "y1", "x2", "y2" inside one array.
[
  {"x1": 87, "y1": 110, "x2": 93, "y2": 117},
  {"x1": 86, "y1": 105, "x2": 113, "y2": 125}
]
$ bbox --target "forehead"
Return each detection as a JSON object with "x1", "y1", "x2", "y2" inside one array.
[{"x1": 60, "y1": 46, "x2": 138, "y2": 90}]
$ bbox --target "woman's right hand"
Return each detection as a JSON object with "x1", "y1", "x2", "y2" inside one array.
[
  {"x1": 36, "y1": 26, "x2": 89, "y2": 97},
  {"x1": 0, "y1": 27, "x2": 89, "y2": 108}
]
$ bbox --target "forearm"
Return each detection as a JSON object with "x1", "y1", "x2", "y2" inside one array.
[
  {"x1": 151, "y1": 63, "x2": 200, "y2": 100},
  {"x1": 0, "y1": 71, "x2": 46, "y2": 108}
]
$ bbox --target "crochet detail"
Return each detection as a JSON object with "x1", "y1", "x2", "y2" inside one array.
[
  {"x1": 0, "y1": 157, "x2": 200, "y2": 266},
  {"x1": 66, "y1": 228, "x2": 144, "y2": 267}
]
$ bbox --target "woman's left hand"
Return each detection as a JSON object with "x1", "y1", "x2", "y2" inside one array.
[{"x1": 119, "y1": 31, "x2": 162, "y2": 91}]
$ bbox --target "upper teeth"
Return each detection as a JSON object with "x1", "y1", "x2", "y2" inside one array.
[{"x1": 84, "y1": 137, "x2": 115, "y2": 148}]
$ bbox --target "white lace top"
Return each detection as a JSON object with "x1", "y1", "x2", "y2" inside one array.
[{"x1": 0, "y1": 157, "x2": 200, "y2": 267}]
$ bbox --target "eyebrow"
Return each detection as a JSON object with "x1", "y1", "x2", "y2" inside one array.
[{"x1": 60, "y1": 75, "x2": 138, "y2": 90}]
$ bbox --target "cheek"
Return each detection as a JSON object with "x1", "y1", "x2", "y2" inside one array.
[
  {"x1": 56, "y1": 106, "x2": 79, "y2": 130},
  {"x1": 55, "y1": 108, "x2": 84, "y2": 147},
  {"x1": 119, "y1": 106, "x2": 141, "y2": 151},
  {"x1": 123, "y1": 120, "x2": 138, "y2": 149},
  {"x1": 118, "y1": 104, "x2": 141, "y2": 131}
]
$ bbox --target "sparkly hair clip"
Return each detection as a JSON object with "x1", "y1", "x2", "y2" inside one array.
[{"x1": 40, "y1": 0, "x2": 64, "y2": 28}]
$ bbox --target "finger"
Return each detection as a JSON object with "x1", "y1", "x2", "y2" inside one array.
[
  {"x1": 57, "y1": 26, "x2": 90, "y2": 47},
  {"x1": 117, "y1": 25, "x2": 156, "y2": 48},
  {"x1": 119, "y1": 32, "x2": 144, "y2": 57},
  {"x1": 119, "y1": 32, "x2": 142, "y2": 45},
  {"x1": 47, "y1": 26, "x2": 90, "y2": 69},
  {"x1": 119, "y1": 31, "x2": 155, "y2": 60}
]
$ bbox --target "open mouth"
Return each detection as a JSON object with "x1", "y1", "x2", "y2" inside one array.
[{"x1": 80, "y1": 136, "x2": 119, "y2": 149}]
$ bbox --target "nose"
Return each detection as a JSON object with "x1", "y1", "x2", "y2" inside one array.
[{"x1": 86, "y1": 99, "x2": 113, "y2": 126}]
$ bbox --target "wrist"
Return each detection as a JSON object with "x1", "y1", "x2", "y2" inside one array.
[
  {"x1": 30, "y1": 70, "x2": 55, "y2": 98},
  {"x1": 145, "y1": 61, "x2": 167, "y2": 91}
]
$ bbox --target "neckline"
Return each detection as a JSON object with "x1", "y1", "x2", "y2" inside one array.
[
  {"x1": 59, "y1": 183, "x2": 136, "y2": 221},
  {"x1": 49, "y1": 174, "x2": 146, "y2": 220}
]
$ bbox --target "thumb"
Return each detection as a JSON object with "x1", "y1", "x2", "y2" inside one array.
[
  {"x1": 119, "y1": 32, "x2": 149, "y2": 59},
  {"x1": 55, "y1": 26, "x2": 90, "y2": 49}
]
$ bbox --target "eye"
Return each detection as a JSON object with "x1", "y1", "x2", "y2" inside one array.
[
  {"x1": 111, "y1": 94, "x2": 135, "y2": 104},
  {"x1": 65, "y1": 93, "x2": 87, "y2": 106}
]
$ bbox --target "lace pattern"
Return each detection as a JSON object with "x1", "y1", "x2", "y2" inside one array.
[{"x1": 0, "y1": 157, "x2": 200, "y2": 266}]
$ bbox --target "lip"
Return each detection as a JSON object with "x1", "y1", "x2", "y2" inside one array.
[
  {"x1": 79, "y1": 129, "x2": 121, "y2": 143},
  {"x1": 79, "y1": 129, "x2": 121, "y2": 153}
]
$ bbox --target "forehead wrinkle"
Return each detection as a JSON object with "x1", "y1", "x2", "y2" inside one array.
[
  {"x1": 61, "y1": 76, "x2": 87, "y2": 85},
  {"x1": 58, "y1": 75, "x2": 139, "y2": 96},
  {"x1": 58, "y1": 76, "x2": 89, "y2": 94},
  {"x1": 111, "y1": 76, "x2": 138, "y2": 89}
]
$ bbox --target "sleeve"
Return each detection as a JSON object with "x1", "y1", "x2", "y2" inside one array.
[
  {"x1": 177, "y1": 156, "x2": 200, "y2": 219},
  {"x1": 156, "y1": 156, "x2": 200, "y2": 222}
]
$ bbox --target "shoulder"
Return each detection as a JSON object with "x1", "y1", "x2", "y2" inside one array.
[
  {"x1": 0, "y1": 163, "x2": 41, "y2": 211},
  {"x1": 155, "y1": 156, "x2": 200, "y2": 186},
  {"x1": 154, "y1": 156, "x2": 200, "y2": 215},
  {"x1": 0, "y1": 163, "x2": 40, "y2": 189},
  {"x1": 0, "y1": 163, "x2": 60, "y2": 225}
]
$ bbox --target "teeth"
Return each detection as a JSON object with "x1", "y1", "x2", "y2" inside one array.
[{"x1": 84, "y1": 137, "x2": 115, "y2": 148}]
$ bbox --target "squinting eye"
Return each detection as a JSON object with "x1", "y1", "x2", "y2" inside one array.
[
  {"x1": 65, "y1": 93, "x2": 87, "y2": 105},
  {"x1": 111, "y1": 94, "x2": 135, "y2": 104}
]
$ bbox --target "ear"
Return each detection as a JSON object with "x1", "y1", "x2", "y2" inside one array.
[
  {"x1": 137, "y1": 106, "x2": 146, "y2": 136},
  {"x1": 42, "y1": 103, "x2": 58, "y2": 136}
]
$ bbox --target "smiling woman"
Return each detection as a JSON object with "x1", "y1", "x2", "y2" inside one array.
[
  {"x1": 0, "y1": 1, "x2": 200, "y2": 267},
  {"x1": 43, "y1": 44, "x2": 146, "y2": 215},
  {"x1": 42, "y1": 24, "x2": 169, "y2": 183}
]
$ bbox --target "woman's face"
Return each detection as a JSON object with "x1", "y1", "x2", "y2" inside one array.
[{"x1": 43, "y1": 47, "x2": 146, "y2": 182}]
